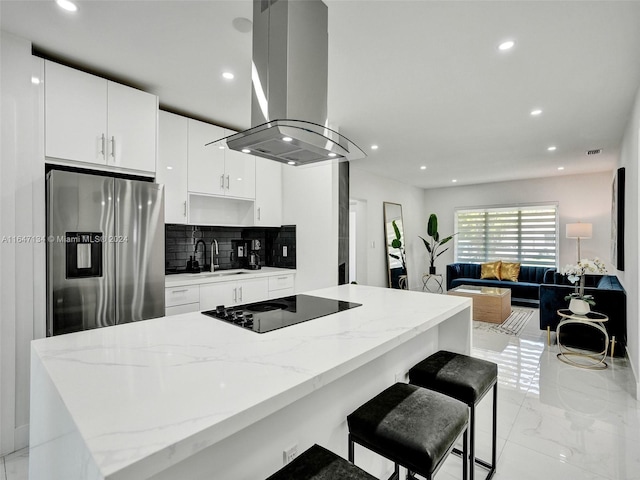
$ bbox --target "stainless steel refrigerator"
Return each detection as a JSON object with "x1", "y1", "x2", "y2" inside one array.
[{"x1": 46, "y1": 170, "x2": 165, "y2": 336}]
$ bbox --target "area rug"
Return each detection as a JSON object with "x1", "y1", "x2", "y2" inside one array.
[{"x1": 474, "y1": 308, "x2": 534, "y2": 336}]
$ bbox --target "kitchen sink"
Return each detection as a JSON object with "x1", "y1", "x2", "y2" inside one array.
[{"x1": 198, "y1": 271, "x2": 248, "y2": 278}]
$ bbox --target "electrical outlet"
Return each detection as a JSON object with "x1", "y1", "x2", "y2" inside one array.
[
  {"x1": 283, "y1": 246, "x2": 288, "y2": 257},
  {"x1": 283, "y1": 444, "x2": 298, "y2": 465},
  {"x1": 238, "y1": 246, "x2": 244, "y2": 257}
]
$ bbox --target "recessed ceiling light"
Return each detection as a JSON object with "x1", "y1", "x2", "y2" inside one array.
[
  {"x1": 218, "y1": 145, "x2": 225, "y2": 150},
  {"x1": 241, "y1": 149, "x2": 251, "y2": 153},
  {"x1": 287, "y1": 161, "x2": 296, "y2": 165},
  {"x1": 222, "y1": 72, "x2": 234, "y2": 80},
  {"x1": 166, "y1": 166, "x2": 173, "y2": 170},
  {"x1": 530, "y1": 109, "x2": 542, "y2": 116},
  {"x1": 282, "y1": 136, "x2": 292, "y2": 142},
  {"x1": 371, "y1": 145, "x2": 379, "y2": 150},
  {"x1": 547, "y1": 146, "x2": 557, "y2": 151},
  {"x1": 420, "y1": 166, "x2": 427, "y2": 170},
  {"x1": 498, "y1": 40, "x2": 515, "y2": 51},
  {"x1": 56, "y1": 0, "x2": 77, "y2": 12},
  {"x1": 328, "y1": 153, "x2": 337, "y2": 157},
  {"x1": 31, "y1": 76, "x2": 41, "y2": 85},
  {"x1": 452, "y1": 179, "x2": 458, "y2": 183},
  {"x1": 558, "y1": 166, "x2": 565, "y2": 171}
]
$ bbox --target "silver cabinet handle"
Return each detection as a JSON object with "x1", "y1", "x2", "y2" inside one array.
[
  {"x1": 220, "y1": 174, "x2": 225, "y2": 189},
  {"x1": 226, "y1": 175, "x2": 230, "y2": 189},
  {"x1": 171, "y1": 289, "x2": 189, "y2": 293},
  {"x1": 183, "y1": 201, "x2": 187, "y2": 217},
  {"x1": 233, "y1": 287, "x2": 237, "y2": 302},
  {"x1": 257, "y1": 207, "x2": 261, "y2": 221},
  {"x1": 100, "y1": 134, "x2": 106, "y2": 158},
  {"x1": 239, "y1": 286, "x2": 243, "y2": 301},
  {"x1": 277, "y1": 276, "x2": 288, "y2": 280},
  {"x1": 110, "y1": 136, "x2": 116, "y2": 160}
]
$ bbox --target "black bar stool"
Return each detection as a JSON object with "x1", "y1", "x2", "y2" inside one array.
[
  {"x1": 347, "y1": 382, "x2": 469, "y2": 480},
  {"x1": 265, "y1": 444, "x2": 376, "y2": 480},
  {"x1": 409, "y1": 351, "x2": 498, "y2": 480}
]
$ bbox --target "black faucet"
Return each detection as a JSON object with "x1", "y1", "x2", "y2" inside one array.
[{"x1": 194, "y1": 239, "x2": 207, "y2": 271}]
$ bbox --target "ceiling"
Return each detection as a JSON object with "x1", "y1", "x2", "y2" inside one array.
[{"x1": 3, "y1": 0, "x2": 640, "y2": 189}]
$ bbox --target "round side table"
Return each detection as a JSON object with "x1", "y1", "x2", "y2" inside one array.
[
  {"x1": 422, "y1": 273, "x2": 444, "y2": 293},
  {"x1": 556, "y1": 309, "x2": 609, "y2": 370}
]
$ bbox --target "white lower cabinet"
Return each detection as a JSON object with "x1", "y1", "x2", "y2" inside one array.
[
  {"x1": 268, "y1": 274, "x2": 295, "y2": 299},
  {"x1": 166, "y1": 303, "x2": 200, "y2": 316},
  {"x1": 166, "y1": 273, "x2": 294, "y2": 316},
  {"x1": 165, "y1": 285, "x2": 200, "y2": 316},
  {"x1": 200, "y1": 277, "x2": 269, "y2": 311}
]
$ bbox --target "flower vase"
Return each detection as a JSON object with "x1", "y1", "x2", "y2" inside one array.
[{"x1": 569, "y1": 298, "x2": 590, "y2": 315}]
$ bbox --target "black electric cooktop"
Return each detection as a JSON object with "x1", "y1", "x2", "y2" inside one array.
[{"x1": 201, "y1": 294, "x2": 362, "y2": 333}]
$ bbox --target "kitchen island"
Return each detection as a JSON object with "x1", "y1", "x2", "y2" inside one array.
[{"x1": 29, "y1": 284, "x2": 471, "y2": 480}]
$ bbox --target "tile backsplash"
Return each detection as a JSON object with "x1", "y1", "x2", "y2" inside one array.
[{"x1": 165, "y1": 224, "x2": 296, "y2": 273}]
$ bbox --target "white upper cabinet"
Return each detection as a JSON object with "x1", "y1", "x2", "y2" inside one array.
[
  {"x1": 187, "y1": 119, "x2": 225, "y2": 196},
  {"x1": 187, "y1": 123, "x2": 255, "y2": 200},
  {"x1": 223, "y1": 129, "x2": 256, "y2": 199},
  {"x1": 255, "y1": 157, "x2": 282, "y2": 226},
  {"x1": 44, "y1": 61, "x2": 157, "y2": 174},
  {"x1": 157, "y1": 111, "x2": 188, "y2": 224},
  {"x1": 106, "y1": 82, "x2": 157, "y2": 172},
  {"x1": 45, "y1": 61, "x2": 107, "y2": 166}
]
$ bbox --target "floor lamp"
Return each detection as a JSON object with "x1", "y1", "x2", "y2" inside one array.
[{"x1": 566, "y1": 223, "x2": 592, "y2": 262}]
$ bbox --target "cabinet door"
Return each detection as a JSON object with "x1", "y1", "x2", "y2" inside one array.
[
  {"x1": 45, "y1": 61, "x2": 107, "y2": 164},
  {"x1": 200, "y1": 282, "x2": 236, "y2": 310},
  {"x1": 107, "y1": 81, "x2": 157, "y2": 173},
  {"x1": 157, "y1": 112, "x2": 188, "y2": 223},
  {"x1": 255, "y1": 157, "x2": 282, "y2": 226},
  {"x1": 236, "y1": 277, "x2": 269, "y2": 304},
  {"x1": 188, "y1": 120, "x2": 225, "y2": 195},
  {"x1": 223, "y1": 129, "x2": 256, "y2": 199}
]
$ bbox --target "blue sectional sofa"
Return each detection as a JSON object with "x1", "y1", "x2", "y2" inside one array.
[
  {"x1": 446, "y1": 262, "x2": 556, "y2": 307},
  {"x1": 539, "y1": 273, "x2": 626, "y2": 356}
]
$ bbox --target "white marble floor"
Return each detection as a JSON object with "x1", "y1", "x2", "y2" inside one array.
[{"x1": 2, "y1": 308, "x2": 639, "y2": 480}]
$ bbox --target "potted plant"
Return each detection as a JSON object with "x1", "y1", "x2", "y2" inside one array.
[
  {"x1": 419, "y1": 213, "x2": 456, "y2": 275},
  {"x1": 562, "y1": 258, "x2": 607, "y2": 314}
]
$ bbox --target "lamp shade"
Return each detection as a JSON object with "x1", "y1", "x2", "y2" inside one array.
[{"x1": 566, "y1": 223, "x2": 592, "y2": 239}]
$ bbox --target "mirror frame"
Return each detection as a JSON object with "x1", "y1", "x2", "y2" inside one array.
[{"x1": 383, "y1": 202, "x2": 408, "y2": 289}]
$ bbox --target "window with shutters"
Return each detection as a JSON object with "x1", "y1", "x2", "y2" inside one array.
[{"x1": 454, "y1": 204, "x2": 558, "y2": 268}]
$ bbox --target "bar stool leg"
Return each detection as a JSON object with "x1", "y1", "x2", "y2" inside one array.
[
  {"x1": 463, "y1": 428, "x2": 468, "y2": 480},
  {"x1": 469, "y1": 405, "x2": 475, "y2": 480}
]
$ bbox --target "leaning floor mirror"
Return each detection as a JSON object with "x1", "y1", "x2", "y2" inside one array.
[{"x1": 383, "y1": 202, "x2": 408, "y2": 289}]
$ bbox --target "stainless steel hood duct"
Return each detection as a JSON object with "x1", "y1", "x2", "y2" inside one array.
[{"x1": 207, "y1": 0, "x2": 365, "y2": 166}]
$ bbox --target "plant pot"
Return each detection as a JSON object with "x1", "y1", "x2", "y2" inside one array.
[
  {"x1": 429, "y1": 266, "x2": 437, "y2": 275},
  {"x1": 569, "y1": 298, "x2": 590, "y2": 315}
]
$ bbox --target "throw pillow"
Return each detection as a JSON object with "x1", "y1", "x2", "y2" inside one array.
[
  {"x1": 480, "y1": 261, "x2": 502, "y2": 280},
  {"x1": 501, "y1": 262, "x2": 521, "y2": 282}
]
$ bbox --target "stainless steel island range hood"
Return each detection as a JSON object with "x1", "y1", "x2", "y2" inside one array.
[{"x1": 207, "y1": 0, "x2": 365, "y2": 166}]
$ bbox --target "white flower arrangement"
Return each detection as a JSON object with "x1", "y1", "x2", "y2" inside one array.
[{"x1": 561, "y1": 258, "x2": 607, "y2": 305}]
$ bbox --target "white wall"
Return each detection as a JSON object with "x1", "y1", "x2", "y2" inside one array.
[
  {"x1": 350, "y1": 165, "x2": 426, "y2": 290},
  {"x1": 0, "y1": 32, "x2": 46, "y2": 455},
  {"x1": 282, "y1": 162, "x2": 339, "y2": 292},
  {"x1": 617, "y1": 84, "x2": 640, "y2": 395},
  {"x1": 423, "y1": 172, "x2": 615, "y2": 273}
]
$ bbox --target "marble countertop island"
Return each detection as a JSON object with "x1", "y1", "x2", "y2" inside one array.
[{"x1": 29, "y1": 284, "x2": 471, "y2": 480}]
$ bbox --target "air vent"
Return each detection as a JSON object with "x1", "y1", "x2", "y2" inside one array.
[{"x1": 586, "y1": 149, "x2": 602, "y2": 155}]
